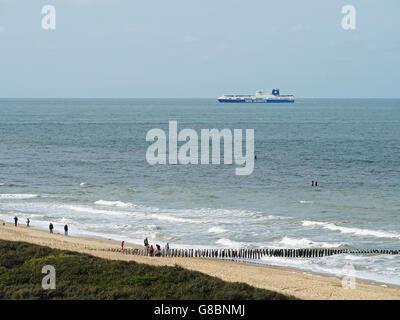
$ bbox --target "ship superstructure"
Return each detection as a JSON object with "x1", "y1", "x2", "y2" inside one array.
[{"x1": 217, "y1": 89, "x2": 294, "y2": 103}]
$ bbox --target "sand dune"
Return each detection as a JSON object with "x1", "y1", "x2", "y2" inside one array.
[{"x1": 1, "y1": 220, "x2": 399, "y2": 300}]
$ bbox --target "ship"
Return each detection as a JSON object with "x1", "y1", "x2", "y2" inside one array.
[{"x1": 217, "y1": 89, "x2": 295, "y2": 103}]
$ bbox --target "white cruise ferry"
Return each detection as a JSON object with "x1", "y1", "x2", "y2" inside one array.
[{"x1": 217, "y1": 89, "x2": 295, "y2": 103}]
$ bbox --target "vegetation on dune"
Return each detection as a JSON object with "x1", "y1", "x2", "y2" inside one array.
[{"x1": 0, "y1": 240, "x2": 294, "y2": 300}]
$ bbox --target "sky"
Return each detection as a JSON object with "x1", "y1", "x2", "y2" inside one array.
[{"x1": 0, "y1": 0, "x2": 399, "y2": 98}]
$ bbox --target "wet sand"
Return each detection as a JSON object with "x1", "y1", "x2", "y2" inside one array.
[{"x1": 1, "y1": 220, "x2": 400, "y2": 300}]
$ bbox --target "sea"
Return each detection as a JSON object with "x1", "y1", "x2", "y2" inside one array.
[{"x1": 0, "y1": 98, "x2": 399, "y2": 285}]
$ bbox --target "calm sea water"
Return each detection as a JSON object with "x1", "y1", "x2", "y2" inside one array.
[{"x1": 1, "y1": 98, "x2": 399, "y2": 284}]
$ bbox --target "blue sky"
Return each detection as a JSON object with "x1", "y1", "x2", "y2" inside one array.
[{"x1": 0, "y1": 0, "x2": 399, "y2": 98}]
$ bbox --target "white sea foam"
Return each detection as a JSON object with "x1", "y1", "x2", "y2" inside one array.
[
  {"x1": 60, "y1": 204, "x2": 135, "y2": 217},
  {"x1": 150, "y1": 213, "x2": 204, "y2": 224},
  {"x1": 271, "y1": 236, "x2": 345, "y2": 249},
  {"x1": 208, "y1": 226, "x2": 228, "y2": 234},
  {"x1": 95, "y1": 200, "x2": 132, "y2": 208},
  {"x1": 299, "y1": 200, "x2": 314, "y2": 204},
  {"x1": 302, "y1": 220, "x2": 400, "y2": 240},
  {"x1": 59, "y1": 204, "x2": 205, "y2": 225},
  {"x1": 216, "y1": 238, "x2": 250, "y2": 248},
  {"x1": 0, "y1": 194, "x2": 38, "y2": 199},
  {"x1": 79, "y1": 182, "x2": 99, "y2": 187}
]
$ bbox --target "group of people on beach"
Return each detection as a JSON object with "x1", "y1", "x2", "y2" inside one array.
[
  {"x1": 11, "y1": 216, "x2": 168, "y2": 254},
  {"x1": 144, "y1": 237, "x2": 169, "y2": 257},
  {"x1": 13, "y1": 216, "x2": 69, "y2": 236},
  {"x1": 120, "y1": 237, "x2": 170, "y2": 257}
]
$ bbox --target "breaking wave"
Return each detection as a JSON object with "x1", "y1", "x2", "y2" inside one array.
[
  {"x1": 0, "y1": 194, "x2": 38, "y2": 199},
  {"x1": 208, "y1": 226, "x2": 229, "y2": 234},
  {"x1": 95, "y1": 200, "x2": 133, "y2": 208},
  {"x1": 302, "y1": 221, "x2": 400, "y2": 240},
  {"x1": 271, "y1": 236, "x2": 346, "y2": 249}
]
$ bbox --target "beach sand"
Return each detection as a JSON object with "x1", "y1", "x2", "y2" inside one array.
[{"x1": 1, "y1": 220, "x2": 399, "y2": 300}]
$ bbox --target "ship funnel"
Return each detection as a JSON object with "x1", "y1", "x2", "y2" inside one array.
[{"x1": 272, "y1": 89, "x2": 280, "y2": 96}]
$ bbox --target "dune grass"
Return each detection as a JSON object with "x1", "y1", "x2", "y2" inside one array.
[{"x1": 0, "y1": 240, "x2": 294, "y2": 300}]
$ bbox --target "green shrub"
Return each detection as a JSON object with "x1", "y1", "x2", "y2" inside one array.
[{"x1": 0, "y1": 240, "x2": 295, "y2": 300}]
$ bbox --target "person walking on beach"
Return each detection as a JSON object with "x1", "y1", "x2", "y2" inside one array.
[
  {"x1": 121, "y1": 241, "x2": 125, "y2": 250},
  {"x1": 49, "y1": 223, "x2": 54, "y2": 234},
  {"x1": 64, "y1": 224, "x2": 68, "y2": 236},
  {"x1": 14, "y1": 216, "x2": 18, "y2": 227},
  {"x1": 26, "y1": 218, "x2": 30, "y2": 227}
]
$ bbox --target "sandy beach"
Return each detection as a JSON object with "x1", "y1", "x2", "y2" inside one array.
[{"x1": 1, "y1": 219, "x2": 400, "y2": 300}]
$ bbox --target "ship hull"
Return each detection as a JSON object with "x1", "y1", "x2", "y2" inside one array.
[{"x1": 217, "y1": 99, "x2": 294, "y2": 103}]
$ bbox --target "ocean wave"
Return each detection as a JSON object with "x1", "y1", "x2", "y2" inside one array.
[
  {"x1": 150, "y1": 232, "x2": 180, "y2": 242},
  {"x1": 216, "y1": 238, "x2": 250, "y2": 248},
  {"x1": 95, "y1": 200, "x2": 133, "y2": 208},
  {"x1": 79, "y1": 182, "x2": 100, "y2": 188},
  {"x1": 299, "y1": 200, "x2": 314, "y2": 204},
  {"x1": 149, "y1": 213, "x2": 204, "y2": 224},
  {"x1": 190, "y1": 208, "x2": 289, "y2": 222},
  {"x1": 302, "y1": 220, "x2": 400, "y2": 240},
  {"x1": 271, "y1": 236, "x2": 345, "y2": 249},
  {"x1": 60, "y1": 204, "x2": 138, "y2": 217},
  {"x1": 208, "y1": 226, "x2": 229, "y2": 234},
  {"x1": 0, "y1": 194, "x2": 38, "y2": 199},
  {"x1": 0, "y1": 183, "x2": 28, "y2": 188},
  {"x1": 60, "y1": 204, "x2": 205, "y2": 225}
]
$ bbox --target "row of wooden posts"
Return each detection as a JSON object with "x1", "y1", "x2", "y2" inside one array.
[{"x1": 104, "y1": 247, "x2": 400, "y2": 259}]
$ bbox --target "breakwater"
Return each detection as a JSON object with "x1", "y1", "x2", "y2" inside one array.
[{"x1": 103, "y1": 247, "x2": 400, "y2": 259}]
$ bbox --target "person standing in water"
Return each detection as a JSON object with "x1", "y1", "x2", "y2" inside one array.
[
  {"x1": 64, "y1": 224, "x2": 68, "y2": 236},
  {"x1": 14, "y1": 216, "x2": 18, "y2": 227},
  {"x1": 26, "y1": 218, "x2": 30, "y2": 227},
  {"x1": 49, "y1": 223, "x2": 54, "y2": 234}
]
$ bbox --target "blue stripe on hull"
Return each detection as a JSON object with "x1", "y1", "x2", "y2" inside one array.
[
  {"x1": 267, "y1": 100, "x2": 295, "y2": 103},
  {"x1": 217, "y1": 99, "x2": 294, "y2": 103}
]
